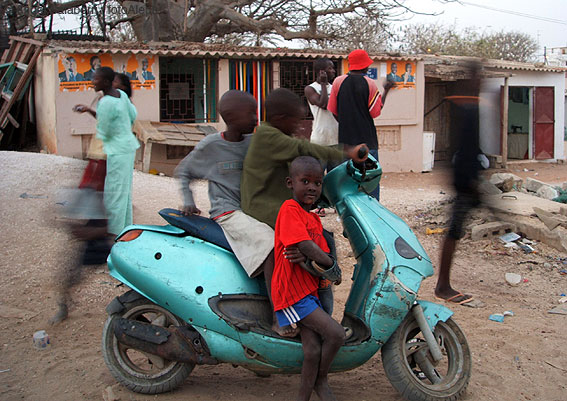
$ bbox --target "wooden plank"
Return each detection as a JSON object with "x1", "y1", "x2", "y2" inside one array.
[
  {"x1": 133, "y1": 120, "x2": 164, "y2": 142},
  {"x1": 181, "y1": 133, "x2": 206, "y2": 141},
  {"x1": 22, "y1": 43, "x2": 36, "y2": 64},
  {"x1": 1, "y1": 41, "x2": 19, "y2": 64},
  {"x1": 7, "y1": 36, "x2": 44, "y2": 47},
  {"x1": 158, "y1": 132, "x2": 205, "y2": 142},
  {"x1": 156, "y1": 124, "x2": 184, "y2": 134},
  {"x1": 6, "y1": 112, "x2": 19, "y2": 128},
  {"x1": 142, "y1": 141, "x2": 153, "y2": 173},
  {"x1": 178, "y1": 125, "x2": 203, "y2": 134},
  {"x1": 161, "y1": 139, "x2": 201, "y2": 146},
  {"x1": 0, "y1": 44, "x2": 43, "y2": 141},
  {"x1": 13, "y1": 42, "x2": 26, "y2": 65},
  {"x1": 501, "y1": 77, "x2": 509, "y2": 168}
]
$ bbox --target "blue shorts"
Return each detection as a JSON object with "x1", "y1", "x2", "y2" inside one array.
[{"x1": 276, "y1": 295, "x2": 321, "y2": 327}]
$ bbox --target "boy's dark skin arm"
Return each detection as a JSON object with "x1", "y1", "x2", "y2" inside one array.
[{"x1": 296, "y1": 240, "x2": 332, "y2": 268}]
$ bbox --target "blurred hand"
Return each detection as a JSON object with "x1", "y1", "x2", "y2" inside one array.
[
  {"x1": 284, "y1": 245, "x2": 306, "y2": 264},
  {"x1": 318, "y1": 70, "x2": 328, "y2": 84},
  {"x1": 383, "y1": 80, "x2": 395, "y2": 92},
  {"x1": 181, "y1": 205, "x2": 201, "y2": 216},
  {"x1": 73, "y1": 104, "x2": 89, "y2": 113},
  {"x1": 347, "y1": 144, "x2": 368, "y2": 163}
]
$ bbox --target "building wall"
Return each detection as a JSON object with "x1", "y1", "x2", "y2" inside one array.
[
  {"x1": 38, "y1": 50, "x2": 426, "y2": 173},
  {"x1": 34, "y1": 53, "x2": 58, "y2": 153},
  {"x1": 481, "y1": 71, "x2": 566, "y2": 160},
  {"x1": 48, "y1": 51, "x2": 161, "y2": 158},
  {"x1": 373, "y1": 61, "x2": 425, "y2": 172}
]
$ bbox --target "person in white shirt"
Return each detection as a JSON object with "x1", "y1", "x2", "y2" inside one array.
[{"x1": 304, "y1": 58, "x2": 339, "y2": 217}]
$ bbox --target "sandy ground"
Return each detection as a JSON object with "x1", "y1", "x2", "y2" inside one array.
[{"x1": 1, "y1": 151, "x2": 566, "y2": 401}]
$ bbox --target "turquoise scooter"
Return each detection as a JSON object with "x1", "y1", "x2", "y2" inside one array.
[{"x1": 102, "y1": 156, "x2": 471, "y2": 401}]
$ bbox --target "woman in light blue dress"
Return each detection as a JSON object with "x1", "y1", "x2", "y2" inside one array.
[{"x1": 75, "y1": 67, "x2": 139, "y2": 235}]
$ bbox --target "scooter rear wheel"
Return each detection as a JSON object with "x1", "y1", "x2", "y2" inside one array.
[
  {"x1": 102, "y1": 298, "x2": 194, "y2": 394},
  {"x1": 381, "y1": 315, "x2": 471, "y2": 401}
]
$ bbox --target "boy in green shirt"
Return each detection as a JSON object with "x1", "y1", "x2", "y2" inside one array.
[
  {"x1": 241, "y1": 89, "x2": 366, "y2": 336},
  {"x1": 241, "y1": 88, "x2": 366, "y2": 229}
]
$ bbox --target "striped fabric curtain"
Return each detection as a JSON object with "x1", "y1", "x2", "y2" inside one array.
[{"x1": 229, "y1": 60, "x2": 271, "y2": 121}]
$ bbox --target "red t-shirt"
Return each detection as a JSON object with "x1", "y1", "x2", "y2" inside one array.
[{"x1": 272, "y1": 199, "x2": 330, "y2": 311}]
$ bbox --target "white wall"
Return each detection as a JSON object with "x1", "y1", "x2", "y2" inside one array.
[
  {"x1": 481, "y1": 70, "x2": 565, "y2": 160},
  {"x1": 51, "y1": 52, "x2": 161, "y2": 158},
  {"x1": 34, "y1": 52, "x2": 57, "y2": 153},
  {"x1": 375, "y1": 61, "x2": 425, "y2": 172}
]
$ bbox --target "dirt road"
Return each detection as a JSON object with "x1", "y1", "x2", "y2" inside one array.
[{"x1": 1, "y1": 151, "x2": 566, "y2": 401}]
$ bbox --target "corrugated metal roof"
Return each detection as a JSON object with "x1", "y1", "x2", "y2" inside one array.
[
  {"x1": 36, "y1": 38, "x2": 421, "y2": 61},
  {"x1": 423, "y1": 54, "x2": 565, "y2": 78}
]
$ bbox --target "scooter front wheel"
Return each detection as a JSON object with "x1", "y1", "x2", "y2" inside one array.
[
  {"x1": 381, "y1": 315, "x2": 471, "y2": 401},
  {"x1": 102, "y1": 298, "x2": 194, "y2": 394}
]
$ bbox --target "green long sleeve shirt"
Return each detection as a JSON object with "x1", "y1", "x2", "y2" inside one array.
[{"x1": 241, "y1": 122, "x2": 344, "y2": 228}]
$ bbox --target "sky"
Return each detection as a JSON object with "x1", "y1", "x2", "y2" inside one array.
[
  {"x1": 397, "y1": 0, "x2": 567, "y2": 59},
  {"x1": 48, "y1": 0, "x2": 567, "y2": 60}
]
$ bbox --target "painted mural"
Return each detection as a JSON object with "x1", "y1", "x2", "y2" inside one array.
[{"x1": 58, "y1": 53, "x2": 156, "y2": 92}]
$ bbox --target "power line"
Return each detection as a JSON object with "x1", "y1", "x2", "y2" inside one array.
[{"x1": 460, "y1": 1, "x2": 567, "y2": 25}]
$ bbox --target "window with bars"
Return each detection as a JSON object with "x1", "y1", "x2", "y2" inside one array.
[
  {"x1": 279, "y1": 60, "x2": 313, "y2": 118},
  {"x1": 159, "y1": 57, "x2": 217, "y2": 123},
  {"x1": 279, "y1": 59, "x2": 339, "y2": 120}
]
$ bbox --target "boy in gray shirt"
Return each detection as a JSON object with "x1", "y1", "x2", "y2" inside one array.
[{"x1": 174, "y1": 90, "x2": 274, "y2": 278}]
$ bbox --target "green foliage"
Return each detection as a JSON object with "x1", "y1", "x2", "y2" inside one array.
[{"x1": 399, "y1": 23, "x2": 538, "y2": 62}]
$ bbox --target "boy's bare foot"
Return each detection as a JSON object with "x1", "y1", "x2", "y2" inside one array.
[
  {"x1": 272, "y1": 321, "x2": 300, "y2": 337},
  {"x1": 314, "y1": 377, "x2": 336, "y2": 401},
  {"x1": 48, "y1": 303, "x2": 68, "y2": 325},
  {"x1": 272, "y1": 312, "x2": 300, "y2": 337}
]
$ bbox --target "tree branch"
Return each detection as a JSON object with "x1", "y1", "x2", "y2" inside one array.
[
  {"x1": 107, "y1": 14, "x2": 138, "y2": 30},
  {"x1": 42, "y1": 0, "x2": 93, "y2": 16}
]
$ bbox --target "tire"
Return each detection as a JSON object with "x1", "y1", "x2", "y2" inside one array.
[
  {"x1": 381, "y1": 315, "x2": 471, "y2": 401},
  {"x1": 102, "y1": 298, "x2": 194, "y2": 394}
]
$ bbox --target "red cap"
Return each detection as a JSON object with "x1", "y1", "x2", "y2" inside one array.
[{"x1": 348, "y1": 49, "x2": 373, "y2": 71}]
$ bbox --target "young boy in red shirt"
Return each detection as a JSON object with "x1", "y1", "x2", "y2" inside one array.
[{"x1": 273, "y1": 156, "x2": 345, "y2": 401}]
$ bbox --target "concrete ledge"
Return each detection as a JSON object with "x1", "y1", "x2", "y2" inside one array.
[
  {"x1": 471, "y1": 221, "x2": 516, "y2": 241},
  {"x1": 497, "y1": 214, "x2": 567, "y2": 254}
]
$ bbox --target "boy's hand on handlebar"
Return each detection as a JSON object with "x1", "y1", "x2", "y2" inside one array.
[
  {"x1": 347, "y1": 144, "x2": 369, "y2": 163},
  {"x1": 181, "y1": 205, "x2": 201, "y2": 216},
  {"x1": 284, "y1": 246, "x2": 306, "y2": 264}
]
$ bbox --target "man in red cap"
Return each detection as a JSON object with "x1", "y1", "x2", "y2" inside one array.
[{"x1": 328, "y1": 49, "x2": 393, "y2": 200}]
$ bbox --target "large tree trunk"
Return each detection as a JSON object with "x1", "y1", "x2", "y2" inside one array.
[
  {"x1": 124, "y1": 0, "x2": 186, "y2": 41},
  {"x1": 122, "y1": 0, "x2": 227, "y2": 42}
]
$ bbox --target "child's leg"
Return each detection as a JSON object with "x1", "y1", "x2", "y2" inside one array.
[
  {"x1": 262, "y1": 251, "x2": 299, "y2": 337},
  {"x1": 297, "y1": 325, "x2": 321, "y2": 401},
  {"x1": 317, "y1": 283, "x2": 333, "y2": 315},
  {"x1": 298, "y1": 308, "x2": 345, "y2": 401}
]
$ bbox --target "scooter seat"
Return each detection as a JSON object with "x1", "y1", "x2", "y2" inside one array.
[{"x1": 158, "y1": 208, "x2": 233, "y2": 252}]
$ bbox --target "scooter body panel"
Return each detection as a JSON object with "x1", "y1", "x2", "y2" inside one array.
[
  {"x1": 108, "y1": 229, "x2": 264, "y2": 342},
  {"x1": 235, "y1": 330, "x2": 381, "y2": 373}
]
